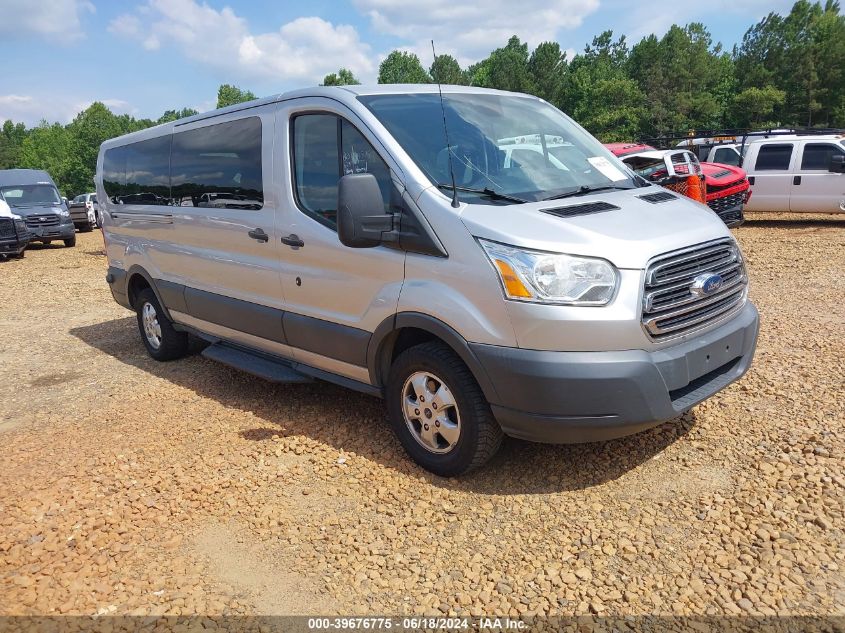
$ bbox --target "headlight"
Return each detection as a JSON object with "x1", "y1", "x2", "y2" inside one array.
[
  {"x1": 58, "y1": 207, "x2": 70, "y2": 218},
  {"x1": 479, "y1": 238, "x2": 618, "y2": 305}
]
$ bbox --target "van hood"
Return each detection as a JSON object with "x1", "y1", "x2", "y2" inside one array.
[{"x1": 450, "y1": 186, "x2": 731, "y2": 269}]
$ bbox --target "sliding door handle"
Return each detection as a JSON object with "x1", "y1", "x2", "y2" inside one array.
[
  {"x1": 281, "y1": 234, "x2": 305, "y2": 248},
  {"x1": 248, "y1": 228, "x2": 269, "y2": 242}
]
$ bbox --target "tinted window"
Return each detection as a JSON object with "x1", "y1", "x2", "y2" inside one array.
[
  {"x1": 713, "y1": 147, "x2": 740, "y2": 166},
  {"x1": 755, "y1": 144, "x2": 793, "y2": 170},
  {"x1": 171, "y1": 117, "x2": 263, "y2": 210},
  {"x1": 292, "y1": 114, "x2": 391, "y2": 230},
  {"x1": 801, "y1": 143, "x2": 845, "y2": 170},
  {"x1": 102, "y1": 135, "x2": 172, "y2": 205}
]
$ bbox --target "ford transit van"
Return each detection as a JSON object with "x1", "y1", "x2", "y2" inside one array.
[
  {"x1": 0, "y1": 169, "x2": 76, "y2": 247},
  {"x1": 97, "y1": 86, "x2": 759, "y2": 476}
]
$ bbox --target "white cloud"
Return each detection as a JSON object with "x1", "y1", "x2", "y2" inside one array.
[
  {"x1": 0, "y1": 94, "x2": 136, "y2": 126},
  {"x1": 355, "y1": 0, "x2": 599, "y2": 64},
  {"x1": 108, "y1": 0, "x2": 376, "y2": 84},
  {"x1": 0, "y1": 0, "x2": 94, "y2": 40}
]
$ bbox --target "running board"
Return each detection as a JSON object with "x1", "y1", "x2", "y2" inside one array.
[{"x1": 201, "y1": 343, "x2": 313, "y2": 384}]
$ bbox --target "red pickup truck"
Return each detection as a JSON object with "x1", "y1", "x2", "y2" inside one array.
[{"x1": 606, "y1": 143, "x2": 750, "y2": 227}]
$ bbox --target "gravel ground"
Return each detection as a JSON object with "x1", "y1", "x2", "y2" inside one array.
[{"x1": 0, "y1": 214, "x2": 843, "y2": 620}]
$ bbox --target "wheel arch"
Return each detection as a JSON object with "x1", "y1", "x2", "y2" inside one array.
[
  {"x1": 367, "y1": 312, "x2": 500, "y2": 404},
  {"x1": 125, "y1": 265, "x2": 173, "y2": 320}
]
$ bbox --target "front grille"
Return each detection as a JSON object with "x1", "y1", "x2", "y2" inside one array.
[
  {"x1": 707, "y1": 179, "x2": 746, "y2": 194},
  {"x1": 542, "y1": 201, "x2": 619, "y2": 218},
  {"x1": 0, "y1": 218, "x2": 14, "y2": 239},
  {"x1": 25, "y1": 214, "x2": 60, "y2": 228},
  {"x1": 642, "y1": 239, "x2": 747, "y2": 339},
  {"x1": 708, "y1": 191, "x2": 745, "y2": 215}
]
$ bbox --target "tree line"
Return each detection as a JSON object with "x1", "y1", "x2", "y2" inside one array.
[{"x1": 1, "y1": 0, "x2": 842, "y2": 198}]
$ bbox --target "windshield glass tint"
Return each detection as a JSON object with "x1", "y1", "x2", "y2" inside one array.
[
  {"x1": 359, "y1": 93, "x2": 634, "y2": 203},
  {"x1": 0, "y1": 185, "x2": 61, "y2": 207}
]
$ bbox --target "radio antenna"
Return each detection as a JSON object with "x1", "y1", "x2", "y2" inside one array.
[{"x1": 431, "y1": 40, "x2": 460, "y2": 208}]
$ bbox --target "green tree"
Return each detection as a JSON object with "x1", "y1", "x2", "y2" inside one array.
[
  {"x1": 562, "y1": 31, "x2": 646, "y2": 141},
  {"x1": 216, "y1": 84, "x2": 257, "y2": 109},
  {"x1": 0, "y1": 120, "x2": 27, "y2": 170},
  {"x1": 64, "y1": 103, "x2": 127, "y2": 195},
  {"x1": 157, "y1": 108, "x2": 199, "y2": 124},
  {"x1": 528, "y1": 42, "x2": 567, "y2": 105},
  {"x1": 735, "y1": 1, "x2": 845, "y2": 127},
  {"x1": 430, "y1": 54, "x2": 466, "y2": 85},
  {"x1": 378, "y1": 51, "x2": 431, "y2": 84},
  {"x1": 18, "y1": 122, "x2": 76, "y2": 196},
  {"x1": 321, "y1": 68, "x2": 361, "y2": 86},
  {"x1": 470, "y1": 36, "x2": 534, "y2": 93},
  {"x1": 732, "y1": 85, "x2": 787, "y2": 128}
]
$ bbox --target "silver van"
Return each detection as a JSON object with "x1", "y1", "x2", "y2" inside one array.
[{"x1": 96, "y1": 86, "x2": 759, "y2": 476}]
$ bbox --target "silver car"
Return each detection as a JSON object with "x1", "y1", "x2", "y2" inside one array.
[{"x1": 96, "y1": 86, "x2": 759, "y2": 476}]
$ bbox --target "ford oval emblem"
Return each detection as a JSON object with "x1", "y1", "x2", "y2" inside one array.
[{"x1": 691, "y1": 272, "x2": 723, "y2": 296}]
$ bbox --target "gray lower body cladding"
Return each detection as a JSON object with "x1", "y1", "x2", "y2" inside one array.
[{"x1": 472, "y1": 302, "x2": 759, "y2": 443}]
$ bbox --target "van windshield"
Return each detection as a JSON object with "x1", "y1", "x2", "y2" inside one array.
[
  {"x1": 0, "y1": 184, "x2": 61, "y2": 207},
  {"x1": 359, "y1": 93, "x2": 636, "y2": 204}
]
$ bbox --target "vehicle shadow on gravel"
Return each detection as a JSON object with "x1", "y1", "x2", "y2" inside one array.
[
  {"x1": 741, "y1": 218, "x2": 845, "y2": 228},
  {"x1": 70, "y1": 317, "x2": 695, "y2": 494}
]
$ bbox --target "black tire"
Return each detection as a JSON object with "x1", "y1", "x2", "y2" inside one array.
[
  {"x1": 386, "y1": 341, "x2": 503, "y2": 477},
  {"x1": 63, "y1": 236, "x2": 76, "y2": 247},
  {"x1": 135, "y1": 287, "x2": 189, "y2": 361},
  {"x1": 80, "y1": 224, "x2": 93, "y2": 233},
  {"x1": 15, "y1": 250, "x2": 25, "y2": 259}
]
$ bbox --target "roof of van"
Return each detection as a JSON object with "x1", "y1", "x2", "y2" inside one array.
[
  {"x1": 0, "y1": 169, "x2": 58, "y2": 188},
  {"x1": 99, "y1": 85, "x2": 541, "y2": 150}
]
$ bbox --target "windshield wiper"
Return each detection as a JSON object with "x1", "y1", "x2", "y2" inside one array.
[
  {"x1": 541, "y1": 184, "x2": 632, "y2": 202},
  {"x1": 437, "y1": 184, "x2": 527, "y2": 204}
]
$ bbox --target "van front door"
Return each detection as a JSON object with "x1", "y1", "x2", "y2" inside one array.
[
  {"x1": 273, "y1": 100, "x2": 406, "y2": 384},
  {"x1": 792, "y1": 141, "x2": 845, "y2": 213},
  {"x1": 746, "y1": 142, "x2": 795, "y2": 212}
]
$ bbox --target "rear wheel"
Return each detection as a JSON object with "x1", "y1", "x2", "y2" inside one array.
[
  {"x1": 135, "y1": 288, "x2": 189, "y2": 361},
  {"x1": 386, "y1": 341, "x2": 503, "y2": 477},
  {"x1": 63, "y1": 236, "x2": 76, "y2": 247}
]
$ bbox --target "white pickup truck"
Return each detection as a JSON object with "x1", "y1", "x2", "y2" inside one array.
[{"x1": 740, "y1": 134, "x2": 845, "y2": 213}]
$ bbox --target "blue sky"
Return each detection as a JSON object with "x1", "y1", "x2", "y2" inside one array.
[{"x1": 0, "y1": 0, "x2": 797, "y2": 126}]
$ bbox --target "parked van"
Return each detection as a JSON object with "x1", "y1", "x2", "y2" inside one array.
[
  {"x1": 0, "y1": 169, "x2": 76, "y2": 247},
  {"x1": 97, "y1": 86, "x2": 759, "y2": 476},
  {"x1": 741, "y1": 134, "x2": 845, "y2": 213},
  {"x1": 0, "y1": 196, "x2": 32, "y2": 259}
]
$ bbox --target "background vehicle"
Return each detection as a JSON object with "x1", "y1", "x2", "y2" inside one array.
[
  {"x1": 68, "y1": 192, "x2": 99, "y2": 230},
  {"x1": 740, "y1": 134, "x2": 845, "y2": 213},
  {"x1": 0, "y1": 169, "x2": 76, "y2": 247},
  {"x1": 0, "y1": 197, "x2": 31, "y2": 259},
  {"x1": 607, "y1": 143, "x2": 750, "y2": 226},
  {"x1": 97, "y1": 85, "x2": 758, "y2": 477}
]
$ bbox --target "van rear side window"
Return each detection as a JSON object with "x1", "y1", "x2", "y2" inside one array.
[
  {"x1": 172, "y1": 117, "x2": 263, "y2": 210},
  {"x1": 102, "y1": 136, "x2": 172, "y2": 205}
]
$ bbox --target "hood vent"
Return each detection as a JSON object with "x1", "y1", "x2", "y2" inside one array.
[
  {"x1": 712, "y1": 169, "x2": 732, "y2": 178},
  {"x1": 638, "y1": 191, "x2": 677, "y2": 204},
  {"x1": 542, "y1": 201, "x2": 619, "y2": 218}
]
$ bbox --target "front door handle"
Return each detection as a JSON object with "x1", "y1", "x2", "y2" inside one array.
[
  {"x1": 248, "y1": 228, "x2": 269, "y2": 242},
  {"x1": 280, "y1": 234, "x2": 305, "y2": 248},
  {"x1": 793, "y1": 175, "x2": 802, "y2": 185}
]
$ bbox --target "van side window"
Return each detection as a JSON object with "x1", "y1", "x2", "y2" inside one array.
[
  {"x1": 801, "y1": 143, "x2": 845, "y2": 171},
  {"x1": 293, "y1": 114, "x2": 391, "y2": 230},
  {"x1": 755, "y1": 144, "x2": 794, "y2": 171},
  {"x1": 103, "y1": 136, "x2": 172, "y2": 205},
  {"x1": 171, "y1": 117, "x2": 263, "y2": 210}
]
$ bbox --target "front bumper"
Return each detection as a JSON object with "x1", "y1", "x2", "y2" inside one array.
[
  {"x1": 0, "y1": 237, "x2": 28, "y2": 256},
  {"x1": 27, "y1": 222, "x2": 75, "y2": 242},
  {"x1": 472, "y1": 302, "x2": 759, "y2": 443}
]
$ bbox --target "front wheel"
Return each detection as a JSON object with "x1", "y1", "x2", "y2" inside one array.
[
  {"x1": 135, "y1": 288, "x2": 189, "y2": 361},
  {"x1": 386, "y1": 341, "x2": 503, "y2": 477},
  {"x1": 63, "y1": 236, "x2": 76, "y2": 247}
]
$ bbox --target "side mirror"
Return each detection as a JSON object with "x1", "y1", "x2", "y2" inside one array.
[
  {"x1": 829, "y1": 155, "x2": 845, "y2": 173},
  {"x1": 337, "y1": 173, "x2": 392, "y2": 248}
]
